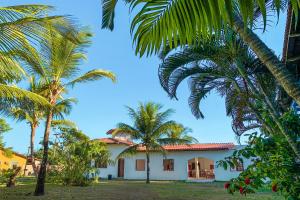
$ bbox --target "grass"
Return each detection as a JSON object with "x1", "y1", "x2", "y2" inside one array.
[{"x1": 0, "y1": 178, "x2": 284, "y2": 200}]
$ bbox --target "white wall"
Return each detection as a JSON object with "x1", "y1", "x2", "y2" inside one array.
[
  {"x1": 98, "y1": 144, "x2": 128, "y2": 179},
  {"x1": 98, "y1": 144, "x2": 250, "y2": 181}
]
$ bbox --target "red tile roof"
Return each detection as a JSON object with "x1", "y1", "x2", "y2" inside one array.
[
  {"x1": 98, "y1": 138, "x2": 234, "y2": 151},
  {"x1": 137, "y1": 143, "x2": 235, "y2": 151},
  {"x1": 97, "y1": 138, "x2": 134, "y2": 146}
]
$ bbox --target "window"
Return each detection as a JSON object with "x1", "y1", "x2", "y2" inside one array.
[
  {"x1": 135, "y1": 159, "x2": 145, "y2": 171},
  {"x1": 163, "y1": 159, "x2": 174, "y2": 171}
]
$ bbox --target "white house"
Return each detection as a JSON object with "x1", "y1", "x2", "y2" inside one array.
[{"x1": 95, "y1": 129, "x2": 250, "y2": 182}]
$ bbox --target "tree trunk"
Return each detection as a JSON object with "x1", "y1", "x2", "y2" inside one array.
[
  {"x1": 6, "y1": 167, "x2": 21, "y2": 187},
  {"x1": 146, "y1": 150, "x2": 150, "y2": 184},
  {"x1": 236, "y1": 64, "x2": 300, "y2": 159},
  {"x1": 34, "y1": 110, "x2": 53, "y2": 196},
  {"x1": 233, "y1": 16, "x2": 300, "y2": 106},
  {"x1": 30, "y1": 124, "x2": 38, "y2": 176}
]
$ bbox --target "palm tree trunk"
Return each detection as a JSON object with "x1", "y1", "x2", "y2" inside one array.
[
  {"x1": 34, "y1": 110, "x2": 53, "y2": 196},
  {"x1": 146, "y1": 149, "x2": 150, "y2": 184},
  {"x1": 235, "y1": 64, "x2": 300, "y2": 159},
  {"x1": 233, "y1": 16, "x2": 300, "y2": 106},
  {"x1": 30, "y1": 124, "x2": 38, "y2": 176}
]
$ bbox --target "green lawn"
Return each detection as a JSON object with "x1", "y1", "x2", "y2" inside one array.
[{"x1": 0, "y1": 179, "x2": 284, "y2": 200}]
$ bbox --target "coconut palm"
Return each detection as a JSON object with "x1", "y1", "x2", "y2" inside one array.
[
  {"x1": 0, "y1": 5, "x2": 75, "y2": 105},
  {"x1": 26, "y1": 27, "x2": 116, "y2": 196},
  {"x1": 113, "y1": 102, "x2": 192, "y2": 183},
  {"x1": 0, "y1": 76, "x2": 77, "y2": 175},
  {"x1": 101, "y1": 0, "x2": 300, "y2": 107},
  {"x1": 164, "y1": 124, "x2": 198, "y2": 144}
]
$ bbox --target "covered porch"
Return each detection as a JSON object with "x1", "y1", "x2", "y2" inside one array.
[{"x1": 187, "y1": 157, "x2": 215, "y2": 181}]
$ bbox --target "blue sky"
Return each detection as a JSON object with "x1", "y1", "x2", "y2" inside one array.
[{"x1": 2, "y1": 0, "x2": 286, "y2": 154}]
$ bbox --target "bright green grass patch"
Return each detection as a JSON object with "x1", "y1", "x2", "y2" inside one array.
[{"x1": 0, "y1": 179, "x2": 284, "y2": 200}]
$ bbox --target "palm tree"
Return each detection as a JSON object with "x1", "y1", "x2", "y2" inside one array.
[
  {"x1": 158, "y1": 32, "x2": 300, "y2": 158},
  {"x1": 165, "y1": 124, "x2": 198, "y2": 144},
  {"x1": 0, "y1": 77, "x2": 77, "y2": 175},
  {"x1": 113, "y1": 102, "x2": 192, "y2": 183},
  {"x1": 28, "y1": 28, "x2": 116, "y2": 196},
  {"x1": 0, "y1": 5, "x2": 74, "y2": 105},
  {"x1": 101, "y1": 0, "x2": 300, "y2": 106}
]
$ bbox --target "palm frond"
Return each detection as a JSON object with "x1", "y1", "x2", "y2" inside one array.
[
  {"x1": 0, "y1": 84, "x2": 49, "y2": 106},
  {"x1": 101, "y1": 0, "x2": 118, "y2": 30},
  {"x1": 51, "y1": 119, "x2": 77, "y2": 129},
  {"x1": 152, "y1": 120, "x2": 178, "y2": 137},
  {"x1": 114, "y1": 123, "x2": 141, "y2": 139},
  {"x1": 126, "y1": 0, "x2": 294, "y2": 56},
  {"x1": 116, "y1": 144, "x2": 140, "y2": 159},
  {"x1": 52, "y1": 97, "x2": 77, "y2": 118},
  {"x1": 66, "y1": 69, "x2": 116, "y2": 88}
]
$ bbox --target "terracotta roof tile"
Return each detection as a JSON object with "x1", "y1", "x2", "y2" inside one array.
[
  {"x1": 98, "y1": 138, "x2": 134, "y2": 146},
  {"x1": 97, "y1": 138, "x2": 234, "y2": 151},
  {"x1": 137, "y1": 143, "x2": 235, "y2": 151}
]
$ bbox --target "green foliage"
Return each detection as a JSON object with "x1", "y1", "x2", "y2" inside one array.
[
  {"x1": 101, "y1": 0, "x2": 296, "y2": 56},
  {"x1": 218, "y1": 110, "x2": 300, "y2": 199},
  {"x1": 115, "y1": 102, "x2": 192, "y2": 157},
  {"x1": 0, "y1": 118, "x2": 11, "y2": 149},
  {"x1": 46, "y1": 127, "x2": 111, "y2": 186},
  {"x1": 0, "y1": 5, "x2": 75, "y2": 106},
  {"x1": 0, "y1": 167, "x2": 22, "y2": 187},
  {"x1": 158, "y1": 31, "x2": 274, "y2": 137}
]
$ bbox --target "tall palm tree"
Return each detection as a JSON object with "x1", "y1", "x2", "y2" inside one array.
[
  {"x1": 28, "y1": 28, "x2": 116, "y2": 196},
  {"x1": 0, "y1": 5, "x2": 74, "y2": 105},
  {"x1": 158, "y1": 32, "x2": 300, "y2": 158},
  {"x1": 0, "y1": 76, "x2": 77, "y2": 175},
  {"x1": 113, "y1": 102, "x2": 191, "y2": 183},
  {"x1": 101, "y1": 0, "x2": 300, "y2": 106}
]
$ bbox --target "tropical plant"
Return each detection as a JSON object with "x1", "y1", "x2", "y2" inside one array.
[
  {"x1": 0, "y1": 5, "x2": 75, "y2": 105},
  {"x1": 165, "y1": 124, "x2": 198, "y2": 144},
  {"x1": 158, "y1": 31, "x2": 300, "y2": 159},
  {"x1": 113, "y1": 102, "x2": 192, "y2": 183},
  {"x1": 0, "y1": 76, "x2": 77, "y2": 175},
  {"x1": 218, "y1": 110, "x2": 300, "y2": 199},
  {"x1": 26, "y1": 27, "x2": 116, "y2": 195},
  {"x1": 45, "y1": 127, "x2": 111, "y2": 186},
  {"x1": 0, "y1": 119, "x2": 11, "y2": 149},
  {"x1": 101, "y1": 0, "x2": 300, "y2": 107},
  {"x1": 0, "y1": 167, "x2": 22, "y2": 187}
]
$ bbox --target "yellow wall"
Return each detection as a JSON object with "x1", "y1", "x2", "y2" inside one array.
[{"x1": 0, "y1": 149, "x2": 27, "y2": 172}]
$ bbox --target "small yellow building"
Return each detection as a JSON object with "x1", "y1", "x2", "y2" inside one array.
[{"x1": 0, "y1": 148, "x2": 27, "y2": 172}]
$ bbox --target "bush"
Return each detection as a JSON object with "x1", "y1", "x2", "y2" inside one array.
[
  {"x1": 218, "y1": 111, "x2": 300, "y2": 199},
  {"x1": 45, "y1": 128, "x2": 111, "y2": 186}
]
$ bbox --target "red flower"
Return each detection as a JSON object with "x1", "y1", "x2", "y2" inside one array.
[
  {"x1": 244, "y1": 178, "x2": 251, "y2": 185},
  {"x1": 272, "y1": 184, "x2": 277, "y2": 192},
  {"x1": 224, "y1": 182, "x2": 230, "y2": 189},
  {"x1": 239, "y1": 186, "x2": 244, "y2": 194}
]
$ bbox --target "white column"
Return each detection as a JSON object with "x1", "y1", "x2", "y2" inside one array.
[{"x1": 195, "y1": 158, "x2": 199, "y2": 179}]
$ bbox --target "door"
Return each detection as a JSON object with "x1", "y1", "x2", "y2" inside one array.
[{"x1": 118, "y1": 158, "x2": 124, "y2": 177}]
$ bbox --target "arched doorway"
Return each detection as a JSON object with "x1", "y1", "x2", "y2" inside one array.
[{"x1": 187, "y1": 158, "x2": 215, "y2": 180}]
